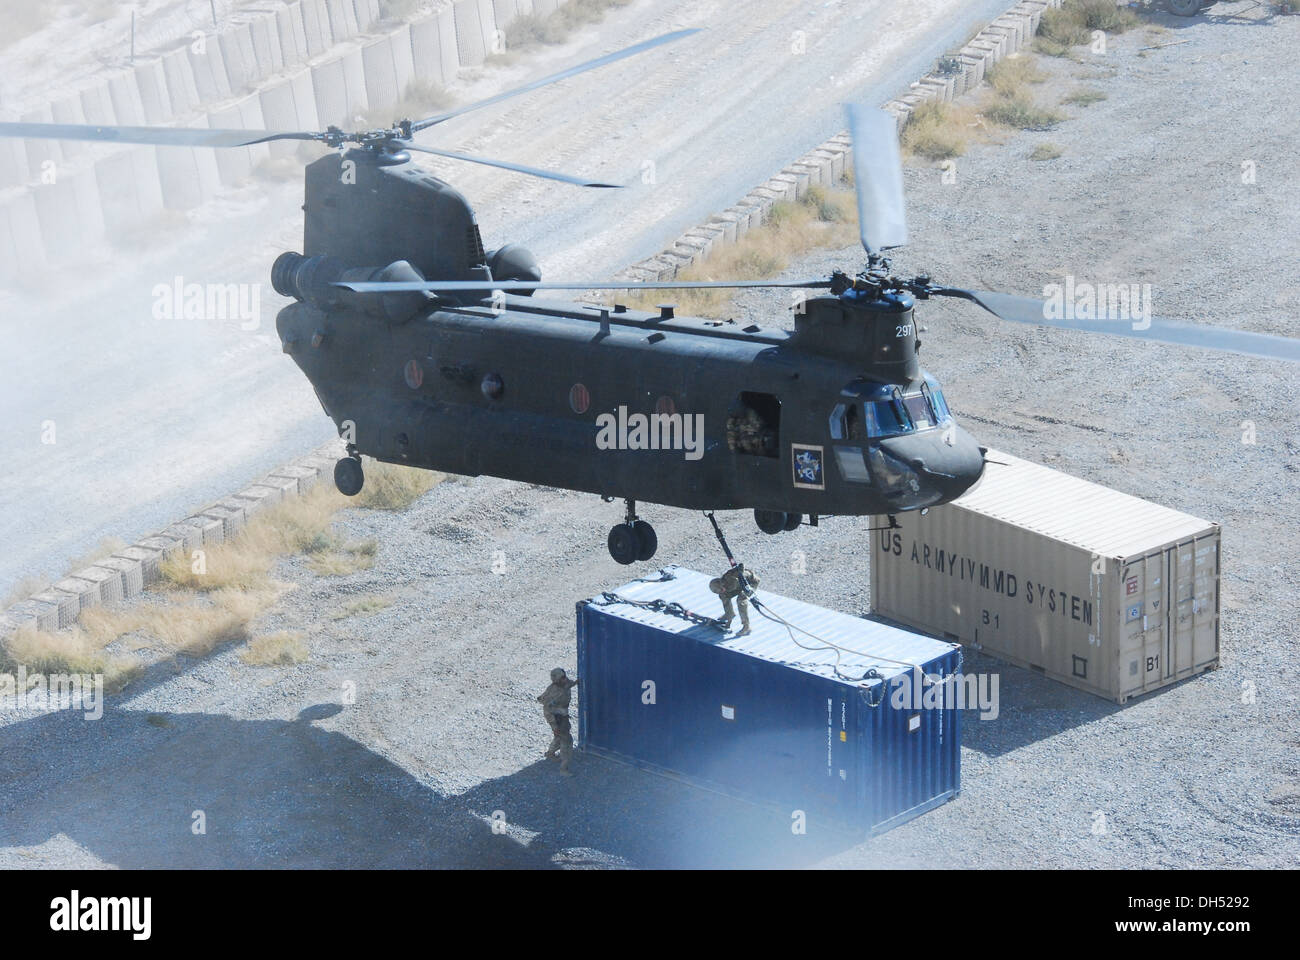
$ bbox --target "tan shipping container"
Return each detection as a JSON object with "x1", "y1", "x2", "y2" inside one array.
[{"x1": 870, "y1": 450, "x2": 1220, "y2": 703}]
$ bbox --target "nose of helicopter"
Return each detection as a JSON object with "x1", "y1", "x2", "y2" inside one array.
[{"x1": 876, "y1": 424, "x2": 986, "y2": 505}]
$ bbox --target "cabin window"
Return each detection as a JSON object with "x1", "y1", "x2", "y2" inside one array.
[
  {"x1": 727, "y1": 391, "x2": 779, "y2": 458},
  {"x1": 830, "y1": 402, "x2": 867, "y2": 441}
]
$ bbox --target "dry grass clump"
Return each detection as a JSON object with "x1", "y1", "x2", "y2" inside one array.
[
  {"x1": 979, "y1": 57, "x2": 1064, "y2": 131},
  {"x1": 616, "y1": 184, "x2": 857, "y2": 317},
  {"x1": 355, "y1": 461, "x2": 443, "y2": 511},
  {"x1": 331, "y1": 594, "x2": 394, "y2": 620},
  {"x1": 984, "y1": 96, "x2": 1065, "y2": 130},
  {"x1": 307, "y1": 539, "x2": 378, "y2": 576},
  {"x1": 500, "y1": 0, "x2": 633, "y2": 52},
  {"x1": 1, "y1": 586, "x2": 281, "y2": 691},
  {"x1": 160, "y1": 485, "x2": 346, "y2": 591},
  {"x1": 1030, "y1": 142, "x2": 1063, "y2": 161},
  {"x1": 1037, "y1": 0, "x2": 1141, "y2": 55},
  {"x1": 1062, "y1": 87, "x2": 1107, "y2": 106},
  {"x1": 901, "y1": 101, "x2": 992, "y2": 160},
  {"x1": 241, "y1": 630, "x2": 308, "y2": 666}
]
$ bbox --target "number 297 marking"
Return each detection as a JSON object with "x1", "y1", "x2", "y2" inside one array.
[{"x1": 896, "y1": 323, "x2": 913, "y2": 338}]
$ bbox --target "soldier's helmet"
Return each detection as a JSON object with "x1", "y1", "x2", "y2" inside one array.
[{"x1": 550, "y1": 667, "x2": 567, "y2": 682}]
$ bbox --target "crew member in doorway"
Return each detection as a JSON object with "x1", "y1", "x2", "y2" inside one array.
[
  {"x1": 538, "y1": 667, "x2": 580, "y2": 775},
  {"x1": 726, "y1": 406, "x2": 766, "y2": 455},
  {"x1": 710, "y1": 564, "x2": 760, "y2": 636}
]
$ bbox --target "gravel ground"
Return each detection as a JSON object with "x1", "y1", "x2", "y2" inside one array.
[{"x1": 1, "y1": 3, "x2": 1298, "y2": 869}]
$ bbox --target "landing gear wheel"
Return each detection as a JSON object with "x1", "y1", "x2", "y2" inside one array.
[
  {"x1": 607, "y1": 524, "x2": 639, "y2": 565},
  {"x1": 632, "y1": 520, "x2": 658, "y2": 561},
  {"x1": 755, "y1": 509, "x2": 787, "y2": 535},
  {"x1": 782, "y1": 512, "x2": 803, "y2": 532},
  {"x1": 1165, "y1": 0, "x2": 1204, "y2": 15},
  {"x1": 334, "y1": 456, "x2": 364, "y2": 497}
]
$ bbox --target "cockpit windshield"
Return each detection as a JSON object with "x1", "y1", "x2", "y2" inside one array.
[{"x1": 831, "y1": 376, "x2": 952, "y2": 440}]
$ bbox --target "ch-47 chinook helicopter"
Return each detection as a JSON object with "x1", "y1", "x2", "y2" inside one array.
[{"x1": 5, "y1": 30, "x2": 1297, "y2": 565}]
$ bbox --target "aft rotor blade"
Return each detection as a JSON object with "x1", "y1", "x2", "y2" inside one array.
[
  {"x1": 410, "y1": 28, "x2": 700, "y2": 133},
  {"x1": 942, "y1": 287, "x2": 1300, "y2": 364},
  {"x1": 0, "y1": 121, "x2": 320, "y2": 148},
  {"x1": 845, "y1": 104, "x2": 908, "y2": 254},
  {"x1": 401, "y1": 142, "x2": 619, "y2": 187},
  {"x1": 336, "y1": 278, "x2": 834, "y2": 293}
]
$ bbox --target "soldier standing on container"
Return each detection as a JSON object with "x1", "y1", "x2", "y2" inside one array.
[
  {"x1": 538, "y1": 667, "x2": 579, "y2": 775},
  {"x1": 710, "y1": 564, "x2": 760, "y2": 636}
]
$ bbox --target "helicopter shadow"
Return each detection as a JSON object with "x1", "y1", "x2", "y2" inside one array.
[
  {"x1": 0, "y1": 702, "x2": 860, "y2": 869},
  {"x1": 1145, "y1": 1, "x2": 1282, "y2": 29}
]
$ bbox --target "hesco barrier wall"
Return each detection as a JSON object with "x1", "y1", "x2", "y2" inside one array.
[
  {"x1": 870, "y1": 450, "x2": 1221, "y2": 704},
  {"x1": 0, "y1": 440, "x2": 345, "y2": 638},
  {"x1": 577, "y1": 567, "x2": 962, "y2": 835},
  {"x1": 0, "y1": 0, "x2": 582, "y2": 283}
]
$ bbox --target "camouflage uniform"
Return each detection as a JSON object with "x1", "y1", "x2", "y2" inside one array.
[
  {"x1": 538, "y1": 667, "x2": 579, "y2": 774},
  {"x1": 709, "y1": 566, "x2": 760, "y2": 636},
  {"x1": 727, "y1": 408, "x2": 766, "y2": 455}
]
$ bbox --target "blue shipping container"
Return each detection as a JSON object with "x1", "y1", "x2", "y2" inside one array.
[{"x1": 576, "y1": 567, "x2": 963, "y2": 835}]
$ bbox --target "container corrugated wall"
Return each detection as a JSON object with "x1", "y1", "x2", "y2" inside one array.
[
  {"x1": 577, "y1": 567, "x2": 961, "y2": 835},
  {"x1": 870, "y1": 449, "x2": 1220, "y2": 703}
]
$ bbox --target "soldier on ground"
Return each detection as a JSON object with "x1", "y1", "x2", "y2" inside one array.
[{"x1": 537, "y1": 667, "x2": 579, "y2": 775}]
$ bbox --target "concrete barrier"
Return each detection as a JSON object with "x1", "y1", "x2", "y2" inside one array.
[
  {"x1": 106, "y1": 69, "x2": 148, "y2": 126},
  {"x1": 360, "y1": 29, "x2": 415, "y2": 118},
  {"x1": 49, "y1": 96, "x2": 89, "y2": 164},
  {"x1": 453, "y1": 0, "x2": 497, "y2": 67},
  {"x1": 300, "y1": 0, "x2": 334, "y2": 57},
  {"x1": 189, "y1": 35, "x2": 234, "y2": 105},
  {"x1": 311, "y1": 42, "x2": 369, "y2": 127},
  {"x1": 208, "y1": 95, "x2": 271, "y2": 185},
  {"x1": 18, "y1": 106, "x2": 61, "y2": 181},
  {"x1": 325, "y1": 0, "x2": 360, "y2": 42},
  {"x1": 134, "y1": 59, "x2": 174, "y2": 123},
  {"x1": 79, "y1": 83, "x2": 117, "y2": 127},
  {"x1": 161, "y1": 46, "x2": 203, "y2": 117},
  {"x1": 94, "y1": 147, "x2": 165, "y2": 233},
  {"x1": 154, "y1": 116, "x2": 223, "y2": 208},
  {"x1": 220, "y1": 21, "x2": 262, "y2": 96},
  {"x1": 410, "y1": 8, "x2": 459, "y2": 87},
  {"x1": 277, "y1": 1, "x2": 312, "y2": 68},
  {"x1": 353, "y1": 0, "x2": 381, "y2": 33},
  {"x1": 260, "y1": 68, "x2": 320, "y2": 155},
  {"x1": 0, "y1": 191, "x2": 46, "y2": 279},
  {"x1": 31, "y1": 164, "x2": 106, "y2": 261},
  {"x1": 0, "y1": 138, "x2": 28, "y2": 189},
  {"x1": 249, "y1": 12, "x2": 285, "y2": 76}
]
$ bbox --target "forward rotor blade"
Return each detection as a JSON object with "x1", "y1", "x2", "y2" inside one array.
[
  {"x1": 336, "y1": 278, "x2": 834, "y2": 293},
  {"x1": 400, "y1": 142, "x2": 619, "y2": 187},
  {"x1": 942, "y1": 287, "x2": 1300, "y2": 364},
  {"x1": 410, "y1": 28, "x2": 700, "y2": 133},
  {"x1": 0, "y1": 121, "x2": 319, "y2": 148},
  {"x1": 845, "y1": 104, "x2": 908, "y2": 254}
]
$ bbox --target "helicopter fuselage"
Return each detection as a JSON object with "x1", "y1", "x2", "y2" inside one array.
[{"x1": 274, "y1": 284, "x2": 986, "y2": 519}]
